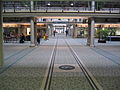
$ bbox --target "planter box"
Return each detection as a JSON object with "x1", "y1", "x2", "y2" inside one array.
[
  {"x1": 98, "y1": 40, "x2": 106, "y2": 43},
  {"x1": 106, "y1": 36, "x2": 120, "y2": 41}
]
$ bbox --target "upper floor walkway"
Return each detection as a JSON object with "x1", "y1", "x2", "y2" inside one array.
[{"x1": 2, "y1": 1, "x2": 120, "y2": 18}]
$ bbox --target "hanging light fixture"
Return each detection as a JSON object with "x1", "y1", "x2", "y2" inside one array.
[
  {"x1": 47, "y1": 3, "x2": 51, "y2": 6},
  {"x1": 70, "y1": 3, "x2": 74, "y2": 6}
]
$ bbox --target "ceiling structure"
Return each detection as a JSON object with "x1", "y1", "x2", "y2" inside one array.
[
  {"x1": 3, "y1": 0, "x2": 120, "y2": 2},
  {"x1": 3, "y1": 1, "x2": 120, "y2": 8}
]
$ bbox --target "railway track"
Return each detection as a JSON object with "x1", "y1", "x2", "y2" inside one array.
[
  {"x1": 64, "y1": 39, "x2": 103, "y2": 90},
  {"x1": 40, "y1": 38, "x2": 58, "y2": 90},
  {"x1": 41, "y1": 38, "x2": 103, "y2": 90}
]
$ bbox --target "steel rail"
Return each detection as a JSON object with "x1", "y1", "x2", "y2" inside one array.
[
  {"x1": 64, "y1": 39, "x2": 103, "y2": 90},
  {"x1": 40, "y1": 38, "x2": 58, "y2": 90}
]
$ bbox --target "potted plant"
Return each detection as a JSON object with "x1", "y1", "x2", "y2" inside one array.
[{"x1": 97, "y1": 29, "x2": 109, "y2": 43}]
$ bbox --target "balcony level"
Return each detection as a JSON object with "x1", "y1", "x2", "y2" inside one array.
[{"x1": 2, "y1": 1, "x2": 120, "y2": 18}]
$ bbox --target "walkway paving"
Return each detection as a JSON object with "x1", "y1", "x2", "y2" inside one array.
[{"x1": 0, "y1": 33, "x2": 120, "y2": 90}]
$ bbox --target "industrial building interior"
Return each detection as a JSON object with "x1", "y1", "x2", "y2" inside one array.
[{"x1": 0, "y1": 0, "x2": 120, "y2": 90}]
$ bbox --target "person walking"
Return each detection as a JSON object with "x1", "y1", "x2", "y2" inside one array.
[
  {"x1": 65, "y1": 30, "x2": 68, "y2": 37},
  {"x1": 37, "y1": 32, "x2": 41, "y2": 45},
  {"x1": 53, "y1": 30, "x2": 56, "y2": 37}
]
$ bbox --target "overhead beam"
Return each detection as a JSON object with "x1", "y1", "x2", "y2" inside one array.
[
  {"x1": 3, "y1": 12, "x2": 120, "y2": 18},
  {"x1": 2, "y1": 0, "x2": 120, "y2": 2}
]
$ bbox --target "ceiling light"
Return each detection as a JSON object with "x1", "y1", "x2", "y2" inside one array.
[
  {"x1": 70, "y1": 3, "x2": 74, "y2": 6},
  {"x1": 47, "y1": 3, "x2": 51, "y2": 6}
]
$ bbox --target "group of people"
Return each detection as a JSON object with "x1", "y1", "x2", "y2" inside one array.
[
  {"x1": 19, "y1": 30, "x2": 69, "y2": 44},
  {"x1": 19, "y1": 32, "x2": 45, "y2": 45},
  {"x1": 19, "y1": 32, "x2": 42, "y2": 44},
  {"x1": 37, "y1": 32, "x2": 48, "y2": 44},
  {"x1": 53, "y1": 30, "x2": 68, "y2": 37}
]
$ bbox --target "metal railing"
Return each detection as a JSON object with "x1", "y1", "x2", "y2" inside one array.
[{"x1": 3, "y1": 6, "x2": 120, "y2": 13}]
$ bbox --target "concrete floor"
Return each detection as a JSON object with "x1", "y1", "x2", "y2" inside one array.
[{"x1": 0, "y1": 34, "x2": 120, "y2": 90}]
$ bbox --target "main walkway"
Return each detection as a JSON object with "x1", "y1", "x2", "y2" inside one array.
[{"x1": 0, "y1": 33, "x2": 120, "y2": 90}]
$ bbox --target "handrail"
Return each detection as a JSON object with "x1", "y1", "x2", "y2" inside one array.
[{"x1": 3, "y1": 7, "x2": 120, "y2": 14}]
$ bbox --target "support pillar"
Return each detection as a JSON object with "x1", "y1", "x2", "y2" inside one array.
[
  {"x1": 0, "y1": 1, "x2": 3, "y2": 66},
  {"x1": 48, "y1": 25, "x2": 50, "y2": 36},
  {"x1": 88, "y1": 1, "x2": 91, "y2": 10},
  {"x1": 18, "y1": 24, "x2": 21, "y2": 35},
  {"x1": 51, "y1": 25, "x2": 53, "y2": 36},
  {"x1": 74, "y1": 26, "x2": 78, "y2": 38},
  {"x1": 30, "y1": 17, "x2": 37, "y2": 46},
  {"x1": 87, "y1": 18, "x2": 95, "y2": 47},
  {"x1": 30, "y1": 1, "x2": 34, "y2": 11},
  {"x1": 63, "y1": 27, "x2": 64, "y2": 34},
  {"x1": 46, "y1": 25, "x2": 49, "y2": 36},
  {"x1": 23, "y1": 26, "x2": 27, "y2": 36},
  {"x1": 91, "y1": 1, "x2": 95, "y2": 11},
  {"x1": 71, "y1": 25, "x2": 74, "y2": 37},
  {"x1": 34, "y1": 21, "x2": 37, "y2": 45},
  {"x1": 87, "y1": 18, "x2": 91, "y2": 46},
  {"x1": 90, "y1": 18, "x2": 95, "y2": 47},
  {"x1": 49, "y1": 25, "x2": 52, "y2": 36},
  {"x1": 72, "y1": 24, "x2": 76, "y2": 38},
  {"x1": 66, "y1": 26, "x2": 67, "y2": 35},
  {"x1": 69, "y1": 26, "x2": 72, "y2": 36}
]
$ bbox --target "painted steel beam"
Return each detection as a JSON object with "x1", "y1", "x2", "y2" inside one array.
[
  {"x1": 2, "y1": 0, "x2": 120, "y2": 2},
  {"x1": 3, "y1": 12, "x2": 120, "y2": 18}
]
